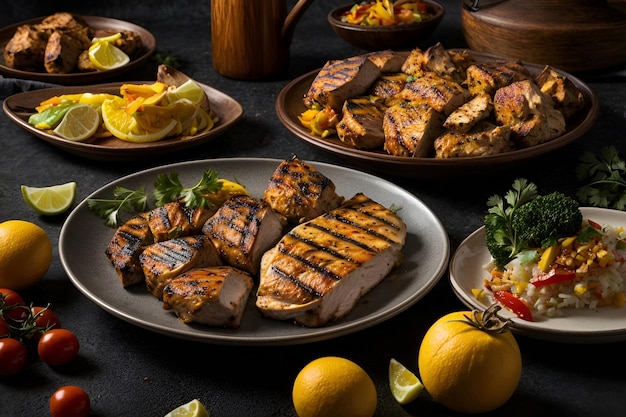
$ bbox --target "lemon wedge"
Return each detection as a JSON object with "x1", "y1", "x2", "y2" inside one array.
[
  {"x1": 21, "y1": 182, "x2": 77, "y2": 216},
  {"x1": 53, "y1": 104, "x2": 100, "y2": 141},
  {"x1": 389, "y1": 358, "x2": 424, "y2": 405},
  {"x1": 163, "y1": 399, "x2": 209, "y2": 417},
  {"x1": 88, "y1": 40, "x2": 130, "y2": 70}
]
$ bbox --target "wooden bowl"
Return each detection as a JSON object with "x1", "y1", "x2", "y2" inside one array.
[
  {"x1": 327, "y1": 0, "x2": 444, "y2": 51},
  {"x1": 462, "y1": 0, "x2": 626, "y2": 73}
]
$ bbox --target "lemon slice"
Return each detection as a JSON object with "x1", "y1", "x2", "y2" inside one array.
[
  {"x1": 21, "y1": 182, "x2": 77, "y2": 216},
  {"x1": 389, "y1": 358, "x2": 424, "y2": 405},
  {"x1": 53, "y1": 104, "x2": 100, "y2": 141},
  {"x1": 166, "y1": 79, "x2": 206, "y2": 105},
  {"x1": 88, "y1": 40, "x2": 130, "y2": 70},
  {"x1": 164, "y1": 399, "x2": 209, "y2": 417}
]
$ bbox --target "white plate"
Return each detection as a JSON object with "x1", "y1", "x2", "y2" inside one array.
[
  {"x1": 450, "y1": 207, "x2": 626, "y2": 343},
  {"x1": 59, "y1": 158, "x2": 449, "y2": 345}
]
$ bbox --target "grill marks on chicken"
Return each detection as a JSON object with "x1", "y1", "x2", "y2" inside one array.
[
  {"x1": 262, "y1": 157, "x2": 344, "y2": 224},
  {"x1": 202, "y1": 195, "x2": 285, "y2": 275},
  {"x1": 300, "y1": 42, "x2": 585, "y2": 158},
  {"x1": 162, "y1": 266, "x2": 254, "y2": 328},
  {"x1": 256, "y1": 193, "x2": 407, "y2": 327},
  {"x1": 148, "y1": 201, "x2": 214, "y2": 242}
]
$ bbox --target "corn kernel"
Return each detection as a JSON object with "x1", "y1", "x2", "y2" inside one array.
[
  {"x1": 561, "y1": 236, "x2": 577, "y2": 247},
  {"x1": 574, "y1": 283, "x2": 587, "y2": 296}
]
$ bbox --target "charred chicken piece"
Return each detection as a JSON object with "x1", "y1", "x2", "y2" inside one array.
[
  {"x1": 44, "y1": 28, "x2": 92, "y2": 74},
  {"x1": 202, "y1": 195, "x2": 285, "y2": 275},
  {"x1": 3, "y1": 25, "x2": 49, "y2": 71},
  {"x1": 364, "y1": 49, "x2": 407, "y2": 73},
  {"x1": 494, "y1": 80, "x2": 566, "y2": 148},
  {"x1": 256, "y1": 193, "x2": 407, "y2": 328},
  {"x1": 535, "y1": 66, "x2": 585, "y2": 121},
  {"x1": 434, "y1": 121, "x2": 514, "y2": 158},
  {"x1": 337, "y1": 97, "x2": 388, "y2": 150},
  {"x1": 147, "y1": 200, "x2": 214, "y2": 242},
  {"x1": 443, "y1": 92, "x2": 493, "y2": 133},
  {"x1": 396, "y1": 72, "x2": 470, "y2": 116},
  {"x1": 465, "y1": 61, "x2": 532, "y2": 96},
  {"x1": 262, "y1": 157, "x2": 344, "y2": 224},
  {"x1": 162, "y1": 266, "x2": 253, "y2": 328},
  {"x1": 383, "y1": 102, "x2": 445, "y2": 157}
]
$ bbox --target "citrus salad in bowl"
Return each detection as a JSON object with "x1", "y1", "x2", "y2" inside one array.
[
  {"x1": 26, "y1": 65, "x2": 217, "y2": 143},
  {"x1": 478, "y1": 179, "x2": 626, "y2": 321}
]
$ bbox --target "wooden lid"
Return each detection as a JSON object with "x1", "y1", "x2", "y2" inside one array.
[{"x1": 461, "y1": 0, "x2": 626, "y2": 72}]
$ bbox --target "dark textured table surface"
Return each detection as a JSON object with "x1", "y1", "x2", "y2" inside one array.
[{"x1": 1, "y1": 1, "x2": 626, "y2": 416}]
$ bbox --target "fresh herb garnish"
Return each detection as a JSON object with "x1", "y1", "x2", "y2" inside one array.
[
  {"x1": 576, "y1": 145, "x2": 626, "y2": 210},
  {"x1": 87, "y1": 169, "x2": 222, "y2": 227}
]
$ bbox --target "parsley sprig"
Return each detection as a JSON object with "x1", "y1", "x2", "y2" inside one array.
[
  {"x1": 87, "y1": 169, "x2": 222, "y2": 227},
  {"x1": 576, "y1": 146, "x2": 626, "y2": 210}
]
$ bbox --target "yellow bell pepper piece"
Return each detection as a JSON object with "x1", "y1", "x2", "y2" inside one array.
[{"x1": 538, "y1": 245, "x2": 560, "y2": 272}]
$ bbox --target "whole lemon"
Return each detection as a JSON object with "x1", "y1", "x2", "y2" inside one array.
[
  {"x1": 292, "y1": 356, "x2": 377, "y2": 417},
  {"x1": 418, "y1": 309, "x2": 522, "y2": 413},
  {"x1": 0, "y1": 220, "x2": 52, "y2": 290}
]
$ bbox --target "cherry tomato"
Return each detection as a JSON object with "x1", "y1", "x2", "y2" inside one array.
[
  {"x1": 0, "y1": 288, "x2": 26, "y2": 322},
  {"x1": 0, "y1": 337, "x2": 27, "y2": 375},
  {"x1": 29, "y1": 306, "x2": 61, "y2": 340},
  {"x1": 50, "y1": 385, "x2": 90, "y2": 417},
  {"x1": 38, "y1": 329, "x2": 79, "y2": 366}
]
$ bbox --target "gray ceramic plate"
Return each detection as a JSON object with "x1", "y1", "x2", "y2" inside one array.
[
  {"x1": 450, "y1": 207, "x2": 626, "y2": 344},
  {"x1": 59, "y1": 158, "x2": 450, "y2": 345},
  {"x1": 276, "y1": 51, "x2": 599, "y2": 178},
  {"x1": 3, "y1": 81, "x2": 243, "y2": 161},
  {"x1": 0, "y1": 16, "x2": 156, "y2": 84}
]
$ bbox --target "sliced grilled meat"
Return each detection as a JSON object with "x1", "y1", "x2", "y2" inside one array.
[
  {"x1": 400, "y1": 47, "x2": 426, "y2": 77},
  {"x1": 383, "y1": 102, "x2": 445, "y2": 157},
  {"x1": 465, "y1": 61, "x2": 532, "y2": 96},
  {"x1": 337, "y1": 97, "x2": 388, "y2": 149},
  {"x1": 148, "y1": 200, "x2": 214, "y2": 242},
  {"x1": 3, "y1": 24, "x2": 49, "y2": 71},
  {"x1": 44, "y1": 28, "x2": 92, "y2": 74},
  {"x1": 303, "y1": 55, "x2": 381, "y2": 112},
  {"x1": 443, "y1": 92, "x2": 492, "y2": 133},
  {"x1": 256, "y1": 193, "x2": 407, "y2": 327},
  {"x1": 396, "y1": 72, "x2": 470, "y2": 115},
  {"x1": 493, "y1": 80, "x2": 566, "y2": 148},
  {"x1": 202, "y1": 195, "x2": 284, "y2": 275},
  {"x1": 422, "y1": 42, "x2": 465, "y2": 83},
  {"x1": 105, "y1": 212, "x2": 154, "y2": 288},
  {"x1": 262, "y1": 157, "x2": 344, "y2": 224},
  {"x1": 162, "y1": 266, "x2": 253, "y2": 328},
  {"x1": 370, "y1": 73, "x2": 409, "y2": 105},
  {"x1": 140, "y1": 235, "x2": 222, "y2": 298},
  {"x1": 364, "y1": 49, "x2": 407, "y2": 73},
  {"x1": 434, "y1": 121, "x2": 514, "y2": 158}
]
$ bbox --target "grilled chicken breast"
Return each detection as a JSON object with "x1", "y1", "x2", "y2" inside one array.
[
  {"x1": 364, "y1": 49, "x2": 407, "y2": 73},
  {"x1": 337, "y1": 97, "x2": 388, "y2": 149},
  {"x1": 162, "y1": 266, "x2": 253, "y2": 328},
  {"x1": 303, "y1": 55, "x2": 381, "y2": 112},
  {"x1": 140, "y1": 235, "x2": 222, "y2": 298},
  {"x1": 105, "y1": 212, "x2": 154, "y2": 288},
  {"x1": 256, "y1": 193, "x2": 407, "y2": 327},
  {"x1": 493, "y1": 80, "x2": 566, "y2": 148},
  {"x1": 465, "y1": 61, "x2": 531, "y2": 96},
  {"x1": 262, "y1": 157, "x2": 344, "y2": 224},
  {"x1": 434, "y1": 121, "x2": 514, "y2": 158},
  {"x1": 443, "y1": 92, "x2": 492, "y2": 133},
  {"x1": 383, "y1": 102, "x2": 445, "y2": 157},
  {"x1": 370, "y1": 73, "x2": 408, "y2": 105},
  {"x1": 43, "y1": 28, "x2": 91, "y2": 74},
  {"x1": 396, "y1": 71, "x2": 469, "y2": 116},
  {"x1": 202, "y1": 195, "x2": 285, "y2": 275},
  {"x1": 535, "y1": 65, "x2": 585, "y2": 121},
  {"x1": 148, "y1": 200, "x2": 214, "y2": 242}
]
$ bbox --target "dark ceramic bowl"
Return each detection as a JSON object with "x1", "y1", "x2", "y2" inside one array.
[{"x1": 328, "y1": 0, "x2": 444, "y2": 51}]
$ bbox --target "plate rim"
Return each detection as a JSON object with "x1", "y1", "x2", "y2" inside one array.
[
  {"x1": 59, "y1": 157, "x2": 450, "y2": 345},
  {"x1": 275, "y1": 49, "x2": 600, "y2": 177},
  {"x1": 449, "y1": 206, "x2": 626, "y2": 343},
  {"x1": 2, "y1": 81, "x2": 243, "y2": 160},
  {"x1": 0, "y1": 15, "x2": 156, "y2": 84}
]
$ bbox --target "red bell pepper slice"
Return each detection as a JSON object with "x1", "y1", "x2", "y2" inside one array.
[
  {"x1": 530, "y1": 267, "x2": 576, "y2": 287},
  {"x1": 493, "y1": 290, "x2": 533, "y2": 321}
]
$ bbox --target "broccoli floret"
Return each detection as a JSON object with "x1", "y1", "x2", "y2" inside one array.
[{"x1": 511, "y1": 192, "x2": 583, "y2": 249}]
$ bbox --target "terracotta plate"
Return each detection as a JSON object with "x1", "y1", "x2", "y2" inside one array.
[
  {"x1": 3, "y1": 81, "x2": 243, "y2": 161},
  {"x1": 276, "y1": 51, "x2": 599, "y2": 178},
  {"x1": 0, "y1": 16, "x2": 156, "y2": 84},
  {"x1": 59, "y1": 158, "x2": 449, "y2": 345}
]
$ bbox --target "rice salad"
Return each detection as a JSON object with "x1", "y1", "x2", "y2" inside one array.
[{"x1": 483, "y1": 218, "x2": 626, "y2": 320}]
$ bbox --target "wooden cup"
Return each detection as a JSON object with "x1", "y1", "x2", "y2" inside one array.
[{"x1": 211, "y1": 0, "x2": 315, "y2": 80}]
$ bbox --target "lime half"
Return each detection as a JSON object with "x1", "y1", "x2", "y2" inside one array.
[
  {"x1": 389, "y1": 358, "x2": 424, "y2": 405},
  {"x1": 164, "y1": 399, "x2": 209, "y2": 417},
  {"x1": 53, "y1": 104, "x2": 100, "y2": 141},
  {"x1": 21, "y1": 182, "x2": 77, "y2": 216}
]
